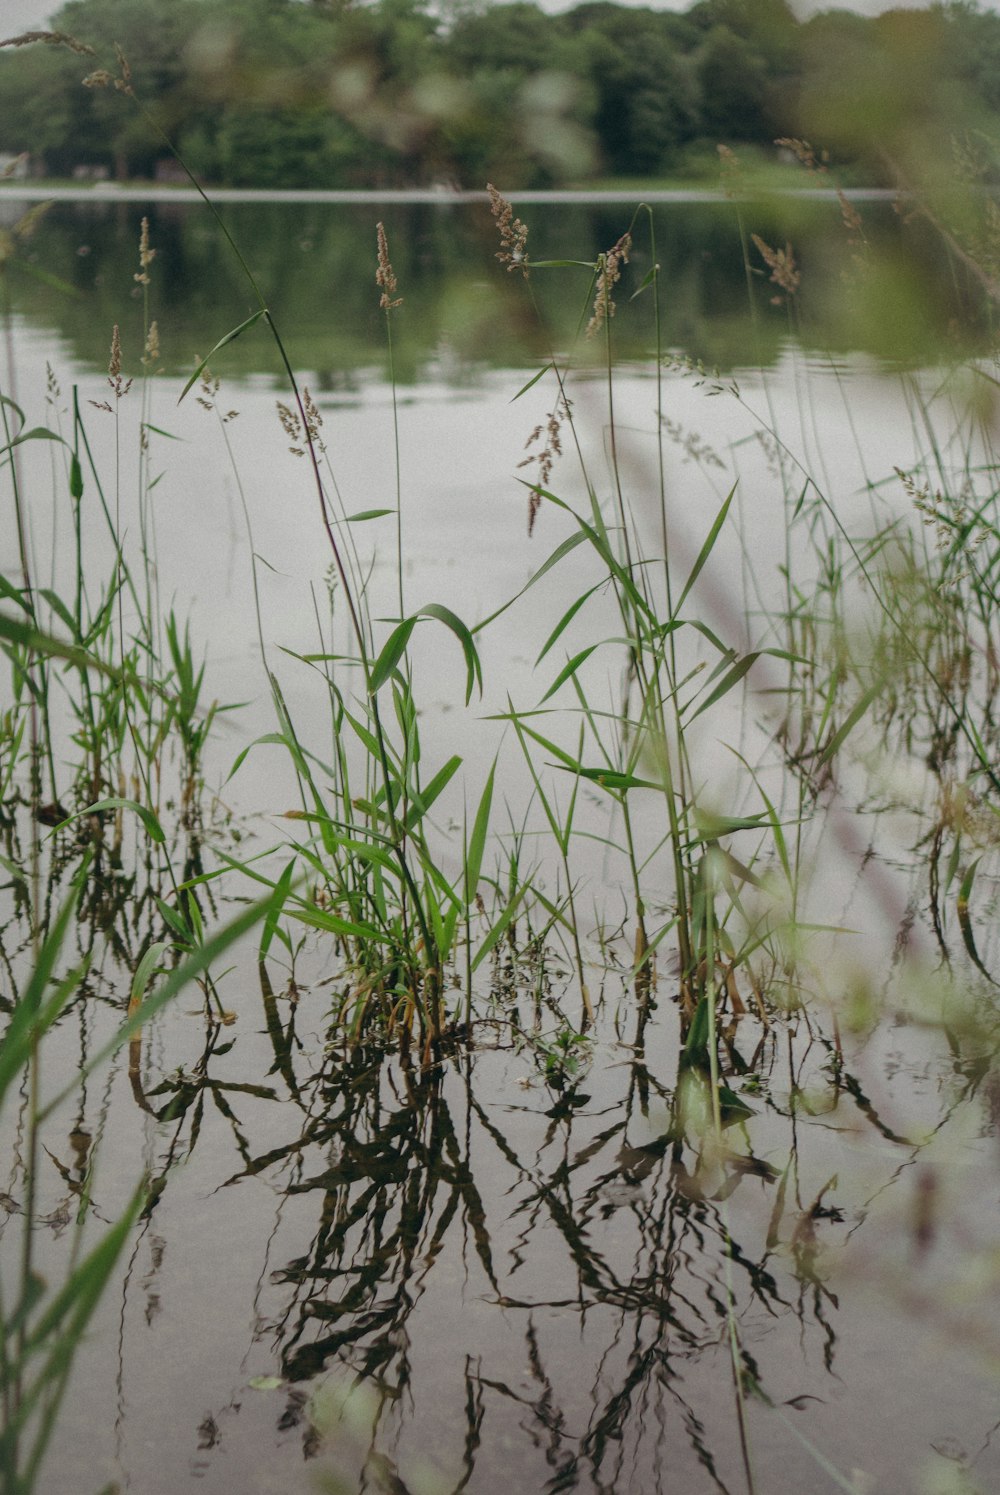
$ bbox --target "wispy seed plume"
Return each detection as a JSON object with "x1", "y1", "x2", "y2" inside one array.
[
  {"x1": 376, "y1": 223, "x2": 402, "y2": 310},
  {"x1": 487, "y1": 183, "x2": 529, "y2": 276},
  {"x1": 587, "y1": 231, "x2": 631, "y2": 339}
]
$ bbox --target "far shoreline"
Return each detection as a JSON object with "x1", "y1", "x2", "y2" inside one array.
[{"x1": 0, "y1": 182, "x2": 901, "y2": 206}]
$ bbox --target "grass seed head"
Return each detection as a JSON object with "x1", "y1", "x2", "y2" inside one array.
[
  {"x1": 107, "y1": 324, "x2": 132, "y2": 399},
  {"x1": 277, "y1": 400, "x2": 304, "y2": 456},
  {"x1": 142, "y1": 319, "x2": 160, "y2": 368},
  {"x1": 135, "y1": 216, "x2": 155, "y2": 286},
  {"x1": 717, "y1": 143, "x2": 743, "y2": 199},
  {"x1": 302, "y1": 388, "x2": 325, "y2": 452},
  {"x1": 0, "y1": 30, "x2": 95, "y2": 55},
  {"x1": 775, "y1": 136, "x2": 828, "y2": 174},
  {"x1": 487, "y1": 183, "x2": 529, "y2": 276},
  {"x1": 751, "y1": 234, "x2": 800, "y2": 301},
  {"x1": 519, "y1": 391, "x2": 570, "y2": 535},
  {"x1": 376, "y1": 222, "x2": 402, "y2": 310},
  {"x1": 587, "y1": 231, "x2": 631, "y2": 339}
]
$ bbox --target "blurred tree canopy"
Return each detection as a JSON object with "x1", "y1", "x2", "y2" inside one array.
[{"x1": 1, "y1": 0, "x2": 1000, "y2": 189}]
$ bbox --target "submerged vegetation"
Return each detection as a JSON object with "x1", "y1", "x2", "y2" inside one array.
[{"x1": 5, "y1": 24, "x2": 1000, "y2": 1495}]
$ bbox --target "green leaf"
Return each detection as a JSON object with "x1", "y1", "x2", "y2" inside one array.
[
  {"x1": 0, "y1": 611, "x2": 117, "y2": 676},
  {"x1": 510, "y1": 362, "x2": 553, "y2": 402},
  {"x1": 288, "y1": 905, "x2": 382, "y2": 941},
  {"x1": 472, "y1": 530, "x2": 589, "y2": 635},
  {"x1": 39, "y1": 589, "x2": 76, "y2": 637},
  {"x1": 570, "y1": 765, "x2": 660, "y2": 792},
  {"x1": 471, "y1": 884, "x2": 525, "y2": 972},
  {"x1": 260, "y1": 859, "x2": 295, "y2": 962},
  {"x1": 130, "y1": 942, "x2": 170, "y2": 1008},
  {"x1": 688, "y1": 652, "x2": 759, "y2": 722},
  {"x1": 0, "y1": 575, "x2": 31, "y2": 613},
  {"x1": 465, "y1": 758, "x2": 496, "y2": 904},
  {"x1": 675, "y1": 484, "x2": 737, "y2": 617},
  {"x1": 369, "y1": 617, "x2": 417, "y2": 695},
  {"x1": 693, "y1": 809, "x2": 768, "y2": 841},
  {"x1": 14, "y1": 261, "x2": 83, "y2": 299},
  {"x1": 177, "y1": 310, "x2": 267, "y2": 404},
  {"x1": 535, "y1": 582, "x2": 603, "y2": 665},
  {"x1": 0, "y1": 864, "x2": 90, "y2": 1104},
  {"x1": 417, "y1": 603, "x2": 483, "y2": 704},
  {"x1": 957, "y1": 858, "x2": 999, "y2": 987},
  {"x1": 816, "y1": 682, "x2": 880, "y2": 767},
  {"x1": 405, "y1": 755, "x2": 462, "y2": 830},
  {"x1": 527, "y1": 258, "x2": 597, "y2": 269},
  {"x1": 156, "y1": 897, "x2": 192, "y2": 943},
  {"x1": 0, "y1": 393, "x2": 25, "y2": 425},
  {"x1": 540, "y1": 645, "x2": 599, "y2": 704},
  {"x1": 57, "y1": 797, "x2": 165, "y2": 845},
  {"x1": 0, "y1": 426, "x2": 65, "y2": 460},
  {"x1": 717, "y1": 1084, "x2": 755, "y2": 1123},
  {"x1": 629, "y1": 263, "x2": 659, "y2": 300},
  {"x1": 40, "y1": 891, "x2": 282, "y2": 1122},
  {"x1": 680, "y1": 996, "x2": 711, "y2": 1070}
]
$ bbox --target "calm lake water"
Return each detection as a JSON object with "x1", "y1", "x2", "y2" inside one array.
[{"x1": 3, "y1": 193, "x2": 1000, "y2": 1495}]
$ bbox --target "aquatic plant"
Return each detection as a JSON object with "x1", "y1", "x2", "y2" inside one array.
[{"x1": 5, "y1": 28, "x2": 1000, "y2": 1493}]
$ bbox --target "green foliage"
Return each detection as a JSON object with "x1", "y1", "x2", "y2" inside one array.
[{"x1": 7, "y1": 0, "x2": 1000, "y2": 187}]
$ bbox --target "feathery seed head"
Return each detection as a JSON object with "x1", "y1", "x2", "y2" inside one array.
[
  {"x1": 376, "y1": 223, "x2": 402, "y2": 311},
  {"x1": 775, "y1": 137, "x2": 828, "y2": 174},
  {"x1": 519, "y1": 391, "x2": 570, "y2": 535},
  {"x1": 586, "y1": 231, "x2": 631, "y2": 339},
  {"x1": 717, "y1": 144, "x2": 743, "y2": 200},
  {"x1": 113, "y1": 43, "x2": 133, "y2": 95},
  {"x1": 302, "y1": 388, "x2": 326, "y2": 452},
  {"x1": 107, "y1": 324, "x2": 132, "y2": 400},
  {"x1": 751, "y1": 234, "x2": 800, "y2": 300},
  {"x1": 0, "y1": 30, "x2": 95, "y2": 55},
  {"x1": 277, "y1": 400, "x2": 305, "y2": 456},
  {"x1": 134, "y1": 216, "x2": 155, "y2": 286},
  {"x1": 487, "y1": 183, "x2": 529, "y2": 277}
]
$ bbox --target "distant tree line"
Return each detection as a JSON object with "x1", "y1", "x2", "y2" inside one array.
[{"x1": 1, "y1": 0, "x2": 999, "y2": 189}]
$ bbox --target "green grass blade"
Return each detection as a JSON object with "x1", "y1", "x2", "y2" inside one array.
[
  {"x1": 465, "y1": 758, "x2": 496, "y2": 906},
  {"x1": 417, "y1": 603, "x2": 483, "y2": 704},
  {"x1": 540, "y1": 646, "x2": 600, "y2": 704},
  {"x1": 369, "y1": 616, "x2": 418, "y2": 694},
  {"x1": 817, "y1": 681, "x2": 881, "y2": 767},
  {"x1": 177, "y1": 310, "x2": 267, "y2": 404},
  {"x1": 674, "y1": 484, "x2": 737, "y2": 617},
  {"x1": 687, "y1": 652, "x2": 760, "y2": 722},
  {"x1": 405, "y1": 755, "x2": 463, "y2": 830}
]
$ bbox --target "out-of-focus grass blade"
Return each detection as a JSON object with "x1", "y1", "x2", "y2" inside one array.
[
  {"x1": 510, "y1": 362, "x2": 553, "y2": 401},
  {"x1": 817, "y1": 682, "x2": 880, "y2": 767}
]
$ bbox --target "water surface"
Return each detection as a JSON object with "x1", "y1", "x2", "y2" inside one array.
[{"x1": 3, "y1": 195, "x2": 1000, "y2": 1495}]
